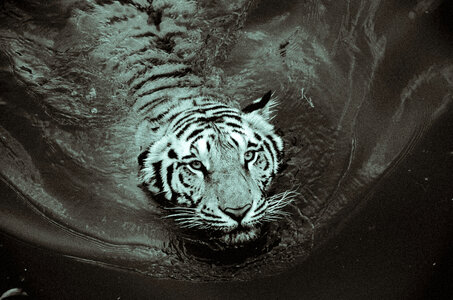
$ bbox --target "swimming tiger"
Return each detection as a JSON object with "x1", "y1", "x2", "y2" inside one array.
[{"x1": 79, "y1": 0, "x2": 291, "y2": 245}]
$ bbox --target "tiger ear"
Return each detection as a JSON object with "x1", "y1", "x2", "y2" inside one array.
[{"x1": 242, "y1": 90, "x2": 277, "y2": 120}]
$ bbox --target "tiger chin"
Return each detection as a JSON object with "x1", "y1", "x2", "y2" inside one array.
[{"x1": 138, "y1": 91, "x2": 288, "y2": 246}]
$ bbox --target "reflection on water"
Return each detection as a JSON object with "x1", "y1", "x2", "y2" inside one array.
[{"x1": 0, "y1": 0, "x2": 451, "y2": 280}]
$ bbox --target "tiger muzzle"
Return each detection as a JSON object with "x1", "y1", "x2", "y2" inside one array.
[{"x1": 220, "y1": 204, "x2": 252, "y2": 222}]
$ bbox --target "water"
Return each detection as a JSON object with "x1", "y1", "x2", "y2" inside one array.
[{"x1": 0, "y1": 0, "x2": 452, "y2": 283}]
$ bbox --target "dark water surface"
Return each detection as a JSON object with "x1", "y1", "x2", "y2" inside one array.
[
  {"x1": 1, "y1": 109, "x2": 452, "y2": 298},
  {"x1": 0, "y1": 0, "x2": 452, "y2": 297}
]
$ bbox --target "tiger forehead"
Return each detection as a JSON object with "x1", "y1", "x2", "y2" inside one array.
[
  {"x1": 193, "y1": 130, "x2": 259, "y2": 158},
  {"x1": 195, "y1": 136, "x2": 240, "y2": 168},
  {"x1": 170, "y1": 103, "x2": 243, "y2": 129}
]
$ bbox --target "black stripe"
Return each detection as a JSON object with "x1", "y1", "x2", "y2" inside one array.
[
  {"x1": 184, "y1": 194, "x2": 196, "y2": 206},
  {"x1": 262, "y1": 139, "x2": 276, "y2": 165},
  {"x1": 255, "y1": 200, "x2": 267, "y2": 212},
  {"x1": 191, "y1": 134, "x2": 204, "y2": 145},
  {"x1": 168, "y1": 149, "x2": 177, "y2": 159},
  {"x1": 179, "y1": 173, "x2": 191, "y2": 188},
  {"x1": 128, "y1": 66, "x2": 149, "y2": 86},
  {"x1": 178, "y1": 95, "x2": 197, "y2": 101},
  {"x1": 223, "y1": 122, "x2": 243, "y2": 129},
  {"x1": 229, "y1": 136, "x2": 239, "y2": 148},
  {"x1": 128, "y1": 46, "x2": 152, "y2": 57},
  {"x1": 191, "y1": 196, "x2": 202, "y2": 206},
  {"x1": 138, "y1": 83, "x2": 201, "y2": 98},
  {"x1": 161, "y1": 31, "x2": 186, "y2": 39},
  {"x1": 186, "y1": 128, "x2": 205, "y2": 141},
  {"x1": 172, "y1": 111, "x2": 209, "y2": 130},
  {"x1": 132, "y1": 31, "x2": 157, "y2": 38},
  {"x1": 181, "y1": 155, "x2": 195, "y2": 160},
  {"x1": 175, "y1": 119, "x2": 202, "y2": 138},
  {"x1": 198, "y1": 103, "x2": 230, "y2": 110},
  {"x1": 247, "y1": 141, "x2": 259, "y2": 148},
  {"x1": 166, "y1": 164, "x2": 174, "y2": 194},
  {"x1": 170, "y1": 192, "x2": 180, "y2": 203},
  {"x1": 107, "y1": 15, "x2": 128, "y2": 25},
  {"x1": 155, "y1": 34, "x2": 177, "y2": 53},
  {"x1": 202, "y1": 212, "x2": 223, "y2": 219},
  {"x1": 145, "y1": 113, "x2": 166, "y2": 123},
  {"x1": 254, "y1": 133, "x2": 262, "y2": 141},
  {"x1": 145, "y1": 106, "x2": 179, "y2": 124},
  {"x1": 218, "y1": 113, "x2": 243, "y2": 122},
  {"x1": 267, "y1": 135, "x2": 283, "y2": 160},
  {"x1": 172, "y1": 112, "x2": 200, "y2": 130},
  {"x1": 149, "y1": 8, "x2": 162, "y2": 30},
  {"x1": 206, "y1": 108, "x2": 239, "y2": 116},
  {"x1": 174, "y1": 114, "x2": 240, "y2": 132},
  {"x1": 173, "y1": 107, "x2": 237, "y2": 124},
  {"x1": 138, "y1": 96, "x2": 169, "y2": 112},
  {"x1": 173, "y1": 115, "x2": 205, "y2": 132},
  {"x1": 138, "y1": 149, "x2": 149, "y2": 168},
  {"x1": 172, "y1": 111, "x2": 240, "y2": 131},
  {"x1": 231, "y1": 129, "x2": 245, "y2": 135},
  {"x1": 131, "y1": 68, "x2": 191, "y2": 91},
  {"x1": 203, "y1": 116, "x2": 222, "y2": 123},
  {"x1": 166, "y1": 109, "x2": 184, "y2": 123},
  {"x1": 190, "y1": 144, "x2": 199, "y2": 155},
  {"x1": 152, "y1": 161, "x2": 164, "y2": 192}
]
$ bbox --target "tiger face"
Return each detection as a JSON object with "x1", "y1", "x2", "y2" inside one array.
[{"x1": 139, "y1": 92, "x2": 284, "y2": 245}]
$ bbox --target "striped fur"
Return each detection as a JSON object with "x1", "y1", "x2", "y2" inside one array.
[
  {"x1": 88, "y1": 0, "x2": 286, "y2": 244},
  {"x1": 138, "y1": 91, "x2": 286, "y2": 245}
]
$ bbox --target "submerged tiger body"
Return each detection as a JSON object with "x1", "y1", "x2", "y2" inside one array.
[{"x1": 81, "y1": 0, "x2": 289, "y2": 244}]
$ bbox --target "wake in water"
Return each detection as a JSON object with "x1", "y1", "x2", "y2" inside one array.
[{"x1": 0, "y1": 0, "x2": 452, "y2": 280}]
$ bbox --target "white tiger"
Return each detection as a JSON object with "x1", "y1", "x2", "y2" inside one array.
[{"x1": 99, "y1": 0, "x2": 292, "y2": 245}]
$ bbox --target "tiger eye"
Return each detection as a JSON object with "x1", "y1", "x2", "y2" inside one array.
[
  {"x1": 244, "y1": 150, "x2": 255, "y2": 162},
  {"x1": 189, "y1": 160, "x2": 203, "y2": 170}
]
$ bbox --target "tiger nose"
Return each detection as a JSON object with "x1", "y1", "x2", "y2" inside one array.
[{"x1": 221, "y1": 204, "x2": 252, "y2": 222}]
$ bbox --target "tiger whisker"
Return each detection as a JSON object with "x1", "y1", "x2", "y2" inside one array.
[
  {"x1": 177, "y1": 221, "x2": 203, "y2": 227},
  {"x1": 179, "y1": 222, "x2": 210, "y2": 229},
  {"x1": 265, "y1": 209, "x2": 290, "y2": 215},
  {"x1": 268, "y1": 197, "x2": 295, "y2": 206},
  {"x1": 267, "y1": 198, "x2": 297, "y2": 206},
  {"x1": 269, "y1": 189, "x2": 299, "y2": 197},
  {"x1": 176, "y1": 219, "x2": 200, "y2": 223},
  {"x1": 267, "y1": 190, "x2": 300, "y2": 202},
  {"x1": 263, "y1": 189, "x2": 301, "y2": 221},
  {"x1": 162, "y1": 213, "x2": 196, "y2": 219},
  {"x1": 172, "y1": 216, "x2": 200, "y2": 222},
  {"x1": 267, "y1": 198, "x2": 295, "y2": 209},
  {"x1": 179, "y1": 224, "x2": 200, "y2": 229},
  {"x1": 268, "y1": 190, "x2": 299, "y2": 202},
  {"x1": 265, "y1": 212, "x2": 291, "y2": 220},
  {"x1": 164, "y1": 207, "x2": 197, "y2": 211},
  {"x1": 267, "y1": 202, "x2": 295, "y2": 212},
  {"x1": 267, "y1": 206, "x2": 290, "y2": 213},
  {"x1": 262, "y1": 215, "x2": 283, "y2": 220}
]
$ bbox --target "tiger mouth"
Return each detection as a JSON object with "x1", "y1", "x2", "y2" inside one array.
[{"x1": 219, "y1": 227, "x2": 261, "y2": 245}]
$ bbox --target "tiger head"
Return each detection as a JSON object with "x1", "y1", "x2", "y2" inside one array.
[{"x1": 139, "y1": 91, "x2": 287, "y2": 245}]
